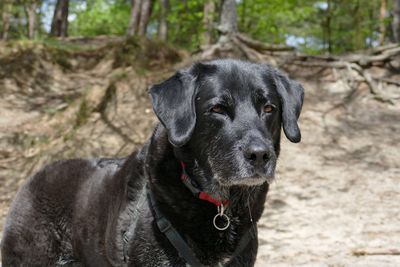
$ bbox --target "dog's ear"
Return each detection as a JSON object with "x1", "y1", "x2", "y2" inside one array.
[
  {"x1": 149, "y1": 71, "x2": 196, "y2": 147},
  {"x1": 274, "y1": 72, "x2": 304, "y2": 143}
]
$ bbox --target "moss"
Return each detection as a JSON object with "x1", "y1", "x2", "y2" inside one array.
[
  {"x1": 1, "y1": 37, "x2": 183, "y2": 77},
  {"x1": 10, "y1": 132, "x2": 50, "y2": 149},
  {"x1": 45, "y1": 39, "x2": 84, "y2": 52},
  {"x1": 109, "y1": 70, "x2": 128, "y2": 83},
  {"x1": 75, "y1": 99, "x2": 91, "y2": 128},
  {"x1": 113, "y1": 37, "x2": 182, "y2": 71},
  {"x1": 63, "y1": 129, "x2": 76, "y2": 142},
  {"x1": 48, "y1": 48, "x2": 73, "y2": 70},
  {"x1": 0, "y1": 49, "x2": 37, "y2": 78}
]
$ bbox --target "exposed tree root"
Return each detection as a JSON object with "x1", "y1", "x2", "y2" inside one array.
[
  {"x1": 374, "y1": 77, "x2": 400, "y2": 86},
  {"x1": 292, "y1": 45, "x2": 400, "y2": 67},
  {"x1": 286, "y1": 60, "x2": 394, "y2": 104},
  {"x1": 200, "y1": 32, "x2": 293, "y2": 65},
  {"x1": 201, "y1": 36, "x2": 399, "y2": 104},
  {"x1": 95, "y1": 83, "x2": 135, "y2": 144},
  {"x1": 282, "y1": 44, "x2": 400, "y2": 104}
]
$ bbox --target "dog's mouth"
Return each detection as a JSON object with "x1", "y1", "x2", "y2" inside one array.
[
  {"x1": 225, "y1": 173, "x2": 275, "y2": 187},
  {"x1": 233, "y1": 175, "x2": 272, "y2": 186},
  {"x1": 216, "y1": 161, "x2": 276, "y2": 187}
]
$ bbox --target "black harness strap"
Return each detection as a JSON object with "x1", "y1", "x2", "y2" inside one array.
[
  {"x1": 147, "y1": 186, "x2": 256, "y2": 267},
  {"x1": 147, "y1": 187, "x2": 204, "y2": 267},
  {"x1": 228, "y1": 225, "x2": 257, "y2": 264}
]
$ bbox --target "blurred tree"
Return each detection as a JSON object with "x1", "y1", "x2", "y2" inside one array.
[
  {"x1": 127, "y1": 0, "x2": 142, "y2": 36},
  {"x1": 127, "y1": 0, "x2": 153, "y2": 37},
  {"x1": 24, "y1": 0, "x2": 41, "y2": 39},
  {"x1": 138, "y1": 0, "x2": 152, "y2": 36},
  {"x1": 379, "y1": 0, "x2": 387, "y2": 45},
  {"x1": 202, "y1": 0, "x2": 215, "y2": 47},
  {"x1": 157, "y1": 0, "x2": 169, "y2": 40},
  {"x1": 323, "y1": 0, "x2": 333, "y2": 53},
  {"x1": 50, "y1": 0, "x2": 69, "y2": 37},
  {"x1": 218, "y1": 0, "x2": 237, "y2": 43},
  {"x1": 202, "y1": 0, "x2": 294, "y2": 61},
  {"x1": 394, "y1": 0, "x2": 400, "y2": 42},
  {"x1": 1, "y1": 0, "x2": 12, "y2": 40}
]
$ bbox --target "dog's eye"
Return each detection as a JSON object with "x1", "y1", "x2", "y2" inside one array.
[
  {"x1": 210, "y1": 105, "x2": 226, "y2": 114},
  {"x1": 263, "y1": 104, "x2": 275, "y2": 114}
]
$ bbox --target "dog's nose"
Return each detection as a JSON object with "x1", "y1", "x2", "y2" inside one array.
[{"x1": 244, "y1": 143, "x2": 270, "y2": 166}]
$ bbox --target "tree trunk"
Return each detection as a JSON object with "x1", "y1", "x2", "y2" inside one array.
[
  {"x1": 157, "y1": 0, "x2": 169, "y2": 40},
  {"x1": 393, "y1": 0, "x2": 400, "y2": 43},
  {"x1": 368, "y1": 7, "x2": 374, "y2": 47},
  {"x1": 138, "y1": 0, "x2": 152, "y2": 36},
  {"x1": 127, "y1": 0, "x2": 142, "y2": 36},
  {"x1": 326, "y1": 0, "x2": 333, "y2": 54},
  {"x1": 240, "y1": 0, "x2": 246, "y2": 27},
  {"x1": 202, "y1": 0, "x2": 215, "y2": 47},
  {"x1": 379, "y1": 0, "x2": 387, "y2": 45},
  {"x1": 352, "y1": 0, "x2": 364, "y2": 50},
  {"x1": 218, "y1": 0, "x2": 237, "y2": 43},
  {"x1": 26, "y1": 1, "x2": 38, "y2": 39},
  {"x1": 50, "y1": 0, "x2": 69, "y2": 37},
  {"x1": 200, "y1": 0, "x2": 292, "y2": 63},
  {"x1": 1, "y1": 1, "x2": 12, "y2": 40}
]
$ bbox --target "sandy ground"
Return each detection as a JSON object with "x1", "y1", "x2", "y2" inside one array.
[
  {"x1": 0, "y1": 42, "x2": 399, "y2": 265},
  {"x1": 256, "y1": 76, "x2": 400, "y2": 266}
]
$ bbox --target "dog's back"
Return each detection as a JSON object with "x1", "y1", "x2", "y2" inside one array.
[
  {"x1": 1, "y1": 158, "x2": 126, "y2": 266},
  {"x1": 1, "y1": 59, "x2": 304, "y2": 267}
]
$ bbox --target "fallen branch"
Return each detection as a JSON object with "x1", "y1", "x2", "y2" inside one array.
[
  {"x1": 352, "y1": 248, "x2": 400, "y2": 256},
  {"x1": 286, "y1": 60, "x2": 394, "y2": 104},
  {"x1": 201, "y1": 34, "x2": 398, "y2": 105},
  {"x1": 290, "y1": 45, "x2": 400, "y2": 67},
  {"x1": 286, "y1": 54, "x2": 338, "y2": 62},
  {"x1": 373, "y1": 77, "x2": 400, "y2": 86},
  {"x1": 95, "y1": 83, "x2": 134, "y2": 144},
  {"x1": 370, "y1": 43, "x2": 400, "y2": 54},
  {"x1": 232, "y1": 36, "x2": 264, "y2": 61},
  {"x1": 100, "y1": 113, "x2": 134, "y2": 144},
  {"x1": 344, "y1": 46, "x2": 400, "y2": 67}
]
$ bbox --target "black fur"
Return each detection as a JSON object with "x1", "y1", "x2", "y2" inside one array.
[{"x1": 1, "y1": 59, "x2": 304, "y2": 266}]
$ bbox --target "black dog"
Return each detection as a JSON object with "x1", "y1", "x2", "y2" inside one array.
[{"x1": 1, "y1": 59, "x2": 304, "y2": 266}]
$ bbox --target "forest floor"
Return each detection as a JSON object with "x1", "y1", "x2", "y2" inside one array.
[{"x1": 0, "y1": 38, "x2": 399, "y2": 266}]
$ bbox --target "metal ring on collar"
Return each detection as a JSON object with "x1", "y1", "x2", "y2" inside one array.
[{"x1": 213, "y1": 213, "x2": 230, "y2": 231}]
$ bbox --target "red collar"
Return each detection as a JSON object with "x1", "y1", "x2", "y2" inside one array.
[{"x1": 180, "y1": 161, "x2": 229, "y2": 207}]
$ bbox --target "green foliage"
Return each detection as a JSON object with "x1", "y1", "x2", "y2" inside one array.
[
  {"x1": 63, "y1": 0, "x2": 209, "y2": 50},
  {"x1": 69, "y1": 0, "x2": 131, "y2": 36},
  {"x1": 1, "y1": 0, "x2": 397, "y2": 55},
  {"x1": 75, "y1": 98, "x2": 90, "y2": 128},
  {"x1": 237, "y1": 0, "x2": 386, "y2": 54},
  {"x1": 0, "y1": 2, "x2": 28, "y2": 39},
  {"x1": 238, "y1": 0, "x2": 315, "y2": 44},
  {"x1": 40, "y1": 38, "x2": 96, "y2": 52},
  {"x1": 165, "y1": 0, "x2": 207, "y2": 50}
]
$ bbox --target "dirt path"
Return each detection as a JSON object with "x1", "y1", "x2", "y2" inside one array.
[
  {"x1": 256, "y1": 75, "x2": 400, "y2": 266},
  {"x1": 1, "y1": 42, "x2": 399, "y2": 265}
]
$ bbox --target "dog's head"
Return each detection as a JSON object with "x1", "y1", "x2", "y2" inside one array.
[{"x1": 150, "y1": 59, "x2": 303, "y2": 188}]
